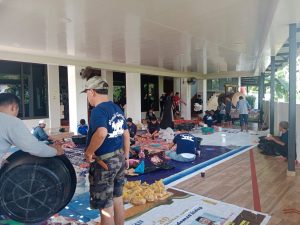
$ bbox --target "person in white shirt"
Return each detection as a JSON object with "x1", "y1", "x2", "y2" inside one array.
[
  {"x1": 236, "y1": 96, "x2": 251, "y2": 132},
  {"x1": 0, "y1": 93, "x2": 64, "y2": 160}
]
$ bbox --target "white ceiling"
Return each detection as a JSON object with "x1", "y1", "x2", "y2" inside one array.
[{"x1": 0, "y1": 0, "x2": 300, "y2": 77}]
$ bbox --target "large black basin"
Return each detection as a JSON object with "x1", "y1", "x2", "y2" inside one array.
[{"x1": 0, "y1": 150, "x2": 77, "y2": 223}]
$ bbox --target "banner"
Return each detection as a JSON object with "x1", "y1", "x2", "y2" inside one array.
[{"x1": 125, "y1": 188, "x2": 270, "y2": 225}]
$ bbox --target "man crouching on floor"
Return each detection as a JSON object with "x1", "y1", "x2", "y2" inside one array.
[
  {"x1": 166, "y1": 127, "x2": 197, "y2": 162},
  {"x1": 81, "y1": 67, "x2": 130, "y2": 225}
]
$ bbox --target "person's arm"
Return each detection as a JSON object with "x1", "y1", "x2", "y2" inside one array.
[
  {"x1": 236, "y1": 102, "x2": 240, "y2": 111},
  {"x1": 7, "y1": 119, "x2": 58, "y2": 157},
  {"x1": 169, "y1": 135, "x2": 177, "y2": 149},
  {"x1": 123, "y1": 129, "x2": 130, "y2": 169},
  {"x1": 168, "y1": 142, "x2": 176, "y2": 149},
  {"x1": 266, "y1": 135, "x2": 285, "y2": 146},
  {"x1": 133, "y1": 124, "x2": 137, "y2": 136},
  {"x1": 151, "y1": 130, "x2": 159, "y2": 137},
  {"x1": 247, "y1": 102, "x2": 251, "y2": 110},
  {"x1": 85, "y1": 127, "x2": 107, "y2": 163}
]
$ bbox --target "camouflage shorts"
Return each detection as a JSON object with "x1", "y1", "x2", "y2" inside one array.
[{"x1": 89, "y1": 153, "x2": 125, "y2": 209}]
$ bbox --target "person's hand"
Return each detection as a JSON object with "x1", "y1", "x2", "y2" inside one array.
[
  {"x1": 125, "y1": 158, "x2": 130, "y2": 169},
  {"x1": 265, "y1": 135, "x2": 273, "y2": 141},
  {"x1": 85, "y1": 150, "x2": 95, "y2": 163},
  {"x1": 51, "y1": 142, "x2": 64, "y2": 155}
]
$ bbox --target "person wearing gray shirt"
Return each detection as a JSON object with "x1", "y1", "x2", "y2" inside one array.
[
  {"x1": 0, "y1": 93, "x2": 63, "y2": 160},
  {"x1": 236, "y1": 96, "x2": 251, "y2": 132}
]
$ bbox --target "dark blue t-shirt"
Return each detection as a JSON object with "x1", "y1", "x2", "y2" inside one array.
[
  {"x1": 128, "y1": 123, "x2": 137, "y2": 138},
  {"x1": 87, "y1": 101, "x2": 128, "y2": 156},
  {"x1": 77, "y1": 124, "x2": 88, "y2": 135},
  {"x1": 173, "y1": 133, "x2": 196, "y2": 155},
  {"x1": 280, "y1": 131, "x2": 288, "y2": 149}
]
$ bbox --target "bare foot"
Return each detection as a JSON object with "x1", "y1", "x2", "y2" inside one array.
[{"x1": 275, "y1": 156, "x2": 286, "y2": 161}]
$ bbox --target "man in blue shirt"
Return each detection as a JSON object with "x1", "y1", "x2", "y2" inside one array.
[
  {"x1": 82, "y1": 69, "x2": 130, "y2": 225},
  {"x1": 32, "y1": 120, "x2": 53, "y2": 144},
  {"x1": 166, "y1": 128, "x2": 197, "y2": 162}
]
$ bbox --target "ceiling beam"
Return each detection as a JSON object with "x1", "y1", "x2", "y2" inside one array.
[
  {"x1": 0, "y1": 48, "x2": 201, "y2": 79},
  {"x1": 0, "y1": 47, "x2": 255, "y2": 80},
  {"x1": 201, "y1": 71, "x2": 254, "y2": 79}
]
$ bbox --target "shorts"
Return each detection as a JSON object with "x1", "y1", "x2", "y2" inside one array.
[
  {"x1": 89, "y1": 153, "x2": 125, "y2": 209},
  {"x1": 239, "y1": 114, "x2": 249, "y2": 126},
  {"x1": 219, "y1": 114, "x2": 225, "y2": 121}
]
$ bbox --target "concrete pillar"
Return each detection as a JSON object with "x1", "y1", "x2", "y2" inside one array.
[
  {"x1": 126, "y1": 73, "x2": 141, "y2": 123},
  {"x1": 67, "y1": 65, "x2": 88, "y2": 134},
  {"x1": 174, "y1": 78, "x2": 180, "y2": 93},
  {"x1": 159, "y1": 76, "x2": 164, "y2": 97},
  {"x1": 47, "y1": 65, "x2": 61, "y2": 129},
  {"x1": 288, "y1": 23, "x2": 297, "y2": 174},
  {"x1": 202, "y1": 42, "x2": 207, "y2": 113},
  {"x1": 258, "y1": 73, "x2": 265, "y2": 124},
  {"x1": 180, "y1": 78, "x2": 191, "y2": 120},
  {"x1": 202, "y1": 80, "x2": 207, "y2": 113},
  {"x1": 270, "y1": 56, "x2": 275, "y2": 135},
  {"x1": 158, "y1": 76, "x2": 164, "y2": 115},
  {"x1": 101, "y1": 69, "x2": 114, "y2": 101},
  {"x1": 238, "y1": 77, "x2": 241, "y2": 91}
]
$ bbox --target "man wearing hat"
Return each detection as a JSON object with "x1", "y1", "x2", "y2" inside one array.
[
  {"x1": 32, "y1": 119, "x2": 54, "y2": 144},
  {"x1": 81, "y1": 69, "x2": 130, "y2": 225}
]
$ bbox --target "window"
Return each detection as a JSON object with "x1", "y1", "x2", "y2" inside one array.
[
  {"x1": 113, "y1": 72, "x2": 126, "y2": 108},
  {"x1": 141, "y1": 75, "x2": 159, "y2": 112},
  {"x1": 0, "y1": 60, "x2": 48, "y2": 119}
]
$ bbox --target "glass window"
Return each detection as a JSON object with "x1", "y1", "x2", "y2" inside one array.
[
  {"x1": 113, "y1": 72, "x2": 126, "y2": 110},
  {"x1": 211, "y1": 79, "x2": 219, "y2": 91},
  {"x1": 141, "y1": 75, "x2": 159, "y2": 112},
  {"x1": 0, "y1": 60, "x2": 48, "y2": 119}
]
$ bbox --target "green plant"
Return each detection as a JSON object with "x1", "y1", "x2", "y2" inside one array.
[{"x1": 246, "y1": 95, "x2": 256, "y2": 108}]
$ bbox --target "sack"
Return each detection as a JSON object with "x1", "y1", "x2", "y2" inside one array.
[{"x1": 194, "y1": 103, "x2": 202, "y2": 112}]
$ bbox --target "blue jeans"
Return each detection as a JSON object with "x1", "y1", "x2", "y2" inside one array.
[
  {"x1": 239, "y1": 114, "x2": 249, "y2": 126},
  {"x1": 165, "y1": 150, "x2": 195, "y2": 162}
]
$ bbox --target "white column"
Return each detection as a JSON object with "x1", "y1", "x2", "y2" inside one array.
[
  {"x1": 47, "y1": 65, "x2": 60, "y2": 129},
  {"x1": 126, "y1": 73, "x2": 141, "y2": 123},
  {"x1": 238, "y1": 77, "x2": 241, "y2": 91},
  {"x1": 174, "y1": 78, "x2": 181, "y2": 93},
  {"x1": 101, "y1": 69, "x2": 114, "y2": 101},
  {"x1": 159, "y1": 76, "x2": 164, "y2": 97},
  {"x1": 68, "y1": 65, "x2": 88, "y2": 134},
  {"x1": 158, "y1": 76, "x2": 164, "y2": 115},
  {"x1": 202, "y1": 80, "x2": 207, "y2": 112},
  {"x1": 180, "y1": 78, "x2": 191, "y2": 120},
  {"x1": 202, "y1": 42, "x2": 208, "y2": 113}
]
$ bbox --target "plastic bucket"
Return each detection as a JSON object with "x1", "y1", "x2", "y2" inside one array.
[{"x1": 0, "y1": 150, "x2": 77, "y2": 223}]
